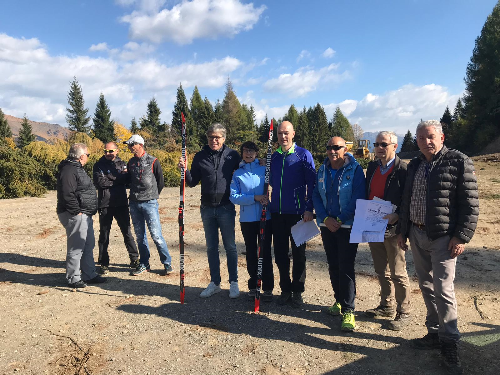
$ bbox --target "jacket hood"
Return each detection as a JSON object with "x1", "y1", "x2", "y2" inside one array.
[
  {"x1": 58, "y1": 158, "x2": 81, "y2": 172},
  {"x1": 238, "y1": 158, "x2": 260, "y2": 170}
]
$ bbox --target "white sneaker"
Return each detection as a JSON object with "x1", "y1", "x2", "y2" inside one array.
[
  {"x1": 200, "y1": 282, "x2": 221, "y2": 298},
  {"x1": 229, "y1": 281, "x2": 240, "y2": 299}
]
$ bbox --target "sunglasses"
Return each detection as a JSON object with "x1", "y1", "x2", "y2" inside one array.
[
  {"x1": 104, "y1": 149, "x2": 117, "y2": 154},
  {"x1": 326, "y1": 145, "x2": 345, "y2": 151},
  {"x1": 208, "y1": 136, "x2": 224, "y2": 141},
  {"x1": 373, "y1": 142, "x2": 394, "y2": 148}
]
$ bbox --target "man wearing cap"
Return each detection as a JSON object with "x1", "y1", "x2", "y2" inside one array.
[
  {"x1": 124, "y1": 135, "x2": 173, "y2": 276},
  {"x1": 93, "y1": 141, "x2": 140, "y2": 275}
]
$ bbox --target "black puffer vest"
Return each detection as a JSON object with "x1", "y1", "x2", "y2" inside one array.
[{"x1": 128, "y1": 153, "x2": 159, "y2": 202}]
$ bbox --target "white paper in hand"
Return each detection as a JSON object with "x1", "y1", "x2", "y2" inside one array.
[{"x1": 291, "y1": 219, "x2": 320, "y2": 246}]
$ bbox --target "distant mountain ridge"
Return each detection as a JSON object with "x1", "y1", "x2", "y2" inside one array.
[{"x1": 5, "y1": 114, "x2": 70, "y2": 142}]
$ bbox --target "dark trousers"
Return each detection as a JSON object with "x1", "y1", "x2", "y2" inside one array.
[
  {"x1": 98, "y1": 206, "x2": 139, "y2": 266},
  {"x1": 240, "y1": 220, "x2": 274, "y2": 292},
  {"x1": 272, "y1": 213, "x2": 306, "y2": 294},
  {"x1": 320, "y1": 227, "x2": 358, "y2": 311}
]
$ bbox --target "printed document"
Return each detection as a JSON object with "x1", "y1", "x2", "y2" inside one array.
[{"x1": 349, "y1": 199, "x2": 395, "y2": 243}]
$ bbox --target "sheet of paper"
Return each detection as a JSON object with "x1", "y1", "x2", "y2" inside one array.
[
  {"x1": 291, "y1": 219, "x2": 321, "y2": 246},
  {"x1": 349, "y1": 199, "x2": 394, "y2": 243}
]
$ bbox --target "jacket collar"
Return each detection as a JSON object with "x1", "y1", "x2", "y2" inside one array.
[{"x1": 277, "y1": 143, "x2": 296, "y2": 155}]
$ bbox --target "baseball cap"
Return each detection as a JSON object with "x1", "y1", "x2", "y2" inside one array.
[{"x1": 123, "y1": 134, "x2": 144, "y2": 145}]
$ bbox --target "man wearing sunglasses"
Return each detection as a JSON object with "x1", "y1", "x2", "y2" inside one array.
[
  {"x1": 364, "y1": 131, "x2": 411, "y2": 331},
  {"x1": 93, "y1": 142, "x2": 139, "y2": 275},
  {"x1": 397, "y1": 120, "x2": 478, "y2": 373},
  {"x1": 312, "y1": 137, "x2": 366, "y2": 331}
]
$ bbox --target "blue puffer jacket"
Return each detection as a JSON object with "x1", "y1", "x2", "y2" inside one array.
[
  {"x1": 312, "y1": 153, "x2": 366, "y2": 226},
  {"x1": 230, "y1": 159, "x2": 271, "y2": 222}
]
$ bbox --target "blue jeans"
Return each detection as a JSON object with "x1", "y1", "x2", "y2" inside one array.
[
  {"x1": 200, "y1": 203, "x2": 238, "y2": 284},
  {"x1": 129, "y1": 200, "x2": 171, "y2": 266}
]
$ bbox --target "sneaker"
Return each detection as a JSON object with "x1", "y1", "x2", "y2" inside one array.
[
  {"x1": 328, "y1": 302, "x2": 342, "y2": 316},
  {"x1": 262, "y1": 290, "x2": 273, "y2": 302},
  {"x1": 248, "y1": 289, "x2": 257, "y2": 300},
  {"x1": 229, "y1": 281, "x2": 240, "y2": 299},
  {"x1": 131, "y1": 264, "x2": 150, "y2": 276},
  {"x1": 277, "y1": 291, "x2": 292, "y2": 305},
  {"x1": 291, "y1": 292, "x2": 303, "y2": 307},
  {"x1": 86, "y1": 275, "x2": 106, "y2": 284},
  {"x1": 387, "y1": 312, "x2": 411, "y2": 331},
  {"x1": 341, "y1": 310, "x2": 356, "y2": 332},
  {"x1": 200, "y1": 282, "x2": 221, "y2": 298},
  {"x1": 68, "y1": 280, "x2": 87, "y2": 288},
  {"x1": 163, "y1": 264, "x2": 173, "y2": 275},
  {"x1": 441, "y1": 341, "x2": 462, "y2": 374},
  {"x1": 99, "y1": 265, "x2": 109, "y2": 275},
  {"x1": 130, "y1": 259, "x2": 140, "y2": 269},
  {"x1": 365, "y1": 305, "x2": 395, "y2": 318},
  {"x1": 411, "y1": 333, "x2": 441, "y2": 350}
]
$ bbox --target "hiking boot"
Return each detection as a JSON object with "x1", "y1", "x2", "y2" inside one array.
[
  {"x1": 86, "y1": 275, "x2": 106, "y2": 284},
  {"x1": 229, "y1": 281, "x2": 240, "y2": 299},
  {"x1": 441, "y1": 341, "x2": 462, "y2": 374},
  {"x1": 291, "y1": 292, "x2": 303, "y2": 307},
  {"x1": 200, "y1": 282, "x2": 221, "y2": 298},
  {"x1": 365, "y1": 305, "x2": 395, "y2": 318},
  {"x1": 247, "y1": 289, "x2": 257, "y2": 300},
  {"x1": 341, "y1": 310, "x2": 356, "y2": 332},
  {"x1": 163, "y1": 264, "x2": 173, "y2": 275},
  {"x1": 387, "y1": 312, "x2": 411, "y2": 331},
  {"x1": 411, "y1": 333, "x2": 441, "y2": 350},
  {"x1": 131, "y1": 264, "x2": 150, "y2": 276},
  {"x1": 262, "y1": 290, "x2": 273, "y2": 302},
  {"x1": 328, "y1": 302, "x2": 342, "y2": 316},
  {"x1": 99, "y1": 265, "x2": 109, "y2": 275},
  {"x1": 130, "y1": 259, "x2": 140, "y2": 269},
  {"x1": 68, "y1": 280, "x2": 87, "y2": 288},
  {"x1": 277, "y1": 291, "x2": 292, "y2": 306}
]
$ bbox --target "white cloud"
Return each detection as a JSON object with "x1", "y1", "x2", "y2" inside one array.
[
  {"x1": 89, "y1": 42, "x2": 109, "y2": 52},
  {"x1": 121, "y1": 0, "x2": 266, "y2": 44},
  {"x1": 0, "y1": 34, "x2": 49, "y2": 64},
  {"x1": 322, "y1": 47, "x2": 335, "y2": 58},
  {"x1": 263, "y1": 63, "x2": 350, "y2": 97},
  {"x1": 296, "y1": 50, "x2": 311, "y2": 63}
]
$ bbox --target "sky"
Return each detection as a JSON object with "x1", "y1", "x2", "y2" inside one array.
[{"x1": 0, "y1": 0, "x2": 498, "y2": 135}]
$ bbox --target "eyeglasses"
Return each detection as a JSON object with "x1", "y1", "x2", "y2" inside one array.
[
  {"x1": 208, "y1": 136, "x2": 224, "y2": 141},
  {"x1": 242, "y1": 148, "x2": 256, "y2": 153},
  {"x1": 104, "y1": 149, "x2": 117, "y2": 154},
  {"x1": 373, "y1": 142, "x2": 394, "y2": 148},
  {"x1": 326, "y1": 145, "x2": 345, "y2": 151}
]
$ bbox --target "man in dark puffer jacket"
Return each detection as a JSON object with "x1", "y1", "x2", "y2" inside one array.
[
  {"x1": 57, "y1": 143, "x2": 106, "y2": 288},
  {"x1": 397, "y1": 120, "x2": 479, "y2": 374}
]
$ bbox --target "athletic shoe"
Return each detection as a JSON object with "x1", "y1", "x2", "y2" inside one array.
[
  {"x1": 130, "y1": 259, "x2": 140, "y2": 269},
  {"x1": 277, "y1": 291, "x2": 292, "y2": 305},
  {"x1": 411, "y1": 333, "x2": 441, "y2": 350},
  {"x1": 262, "y1": 290, "x2": 273, "y2": 302},
  {"x1": 365, "y1": 305, "x2": 395, "y2": 318},
  {"x1": 163, "y1": 264, "x2": 173, "y2": 275},
  {"x1": 229, "y1": 281, "x2": 240, "y2": 299},
  {"x1": 99, "y1": 265, "x2": 109, "y2": 275},
  {"x1": 68, "y1": 280, "x2": 87, "y2": 288},
  {"x1": 441, "y1": 341, "x2": 462, "y2": 374},
  {"x1": 328, "y1": 302, "x2": 342, "y2": 316},
  {"x1": 86, "y1": 275, "x2": 107, "y2": 284},
  {"x1": 247, "y1": 289, "x2": 257, "y2": 300},
  {"x1": 131, "y1": 264, "x2": 150, "y2": 276},
  {"x1": 291, "y1": 292, "x2": 303, "y2": 307},
  {"x1": 341, "y1": 310, "x2": 356, "y2": 332},
  {"x1": 387, "y1": 312, "x2": 411, "y2": 331},
  {"x1": 200, "y1": 282, "x2": 221, "y2": 298}
]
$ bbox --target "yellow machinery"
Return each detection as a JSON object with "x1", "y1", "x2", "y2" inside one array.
[
  {"x1": 345, "y1": 141, "x2": 354, "y2": 152},
  {"x1": 354, "y1": 140, "x2": 374, "y2": 160}
]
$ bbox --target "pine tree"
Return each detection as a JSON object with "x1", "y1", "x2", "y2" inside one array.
[
  {"x1": 308, "y1": 103, "x2": 330, "y2": 153},
  {"x1": 296, "y1": 107, "x2": 310, "y2": 150},
  {"x1": 142, "y1": 98, "x2": 162, "y2": 135},
  {"x1": 214, "y1": 100, "x2": 223, "y2": 124},
  {"x1": 258, "y1": 115, "x2": 271, "y2": 144},
  {"x1": 331, "y1": 107, "x2": 353, "y2": 141},
  {"x1": 130, "y1": 117, "x2": 139, "y2": 133},
  {"x1": 401, "y1": 130, "x2": 416, "y2": 152},
  {"x1": 93, "y1": 93, "x2": 114, "y2": 142},
  {"x1": 452, "y1": 98, "x2": 466, "y2": 122},
  {"x1": 190, "y1": 86, "x2": 205, "y2": 144},
  {"x1": 221, "y1": 78, "x2": 242, "y2": 144},
  {"x1": 200, "y1": 97, "x2": 215, "y2": 145},
  {"x1": 18, "y1": 114, "x2": 36, "y2": 148},
  {"x1": 0, "y1": 108, "x2": 13, "y2": 142},
  {"x1": 66, "y1": 77, "x2": 90, "y2": 134},
  {"x1": 172, "y1": 84, "x2": 196, "y2": 147},
  {"x1": 440, "y1": 106, "x2": 453, "y2": 147}
]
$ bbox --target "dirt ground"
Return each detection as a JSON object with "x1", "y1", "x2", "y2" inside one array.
[{"x1": 1, "y1": 156, "x2": 499, "y2": 375}]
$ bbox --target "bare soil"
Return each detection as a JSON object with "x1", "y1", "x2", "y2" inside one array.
[{"x1": 1, "y1": 158, "x2": 499, "y2": 375}]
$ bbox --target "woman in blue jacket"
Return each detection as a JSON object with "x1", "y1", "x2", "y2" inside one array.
[{"x1": 230, "y1": 141, "x2": 274, "y2": 301}]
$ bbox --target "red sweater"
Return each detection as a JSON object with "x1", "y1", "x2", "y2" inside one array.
[{"x1": 369, "y1": 165, "x2": 394, "y2": 200}]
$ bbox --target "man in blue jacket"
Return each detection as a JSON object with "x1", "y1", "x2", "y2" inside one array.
[
  {"x1": 312, "y1": 136, "x2": 366, "y2": 332},
  {"x1": 270, "y1": 121, "x2": 316, "y2": 307}
]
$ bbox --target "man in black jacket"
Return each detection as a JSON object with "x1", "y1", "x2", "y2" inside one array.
[
  {"x1": 57, "y1": 143, "x2": 106, "y2": 288},
  {"x1": 93, "y1": 142, "x2": 139, "y2": 275},
  {"x1": 397, "y1": 120, "x2": 479, "y2": 373},
  {"x1": 178, "y1": 123, "x2": 241, "y2": 299},
  {"x1": 364, "y1": 131, "x2": 411, "y2": 331}
]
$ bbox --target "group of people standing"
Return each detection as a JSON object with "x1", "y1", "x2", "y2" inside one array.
[{"x1": 56, "y1": 119, "x2": 477, "y2": 374}]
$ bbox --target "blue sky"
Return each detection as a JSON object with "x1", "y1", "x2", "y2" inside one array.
[{"x1": 0, "y1": 0, "x2": 497, "y2": 134}]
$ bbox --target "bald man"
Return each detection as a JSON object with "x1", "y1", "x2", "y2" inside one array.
[
  {"x1": 312, "y1": 136, "x2": 366, "y2": 332},
  {"x1": 270, "y1": 121, "x2": 316, "y2": 307}
]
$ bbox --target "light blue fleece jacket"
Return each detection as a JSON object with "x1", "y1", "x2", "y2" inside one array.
[{"x1": 230, "y1": 159, "x2": 271, "y2": 222}]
